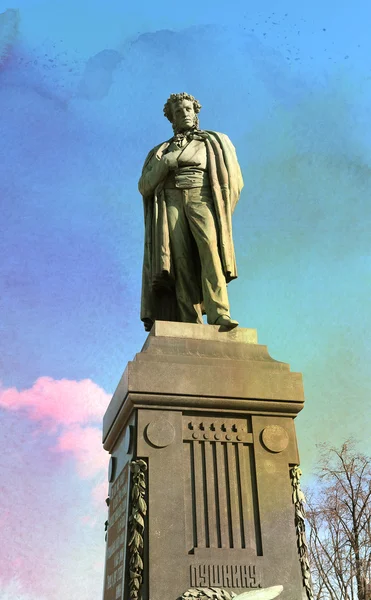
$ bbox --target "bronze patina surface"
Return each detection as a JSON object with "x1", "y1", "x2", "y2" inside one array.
[{"x1": 138, "y1": 93, "x2": 243, "y2": 332}]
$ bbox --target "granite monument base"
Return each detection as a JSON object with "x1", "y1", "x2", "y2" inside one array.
[{"x1": 102, "y1": 322, "x2": 309, "y2": 600}]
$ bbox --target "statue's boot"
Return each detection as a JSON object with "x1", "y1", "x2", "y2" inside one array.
[{"x1": 214, "y1": 315, "x2": 239, "y2": 329}]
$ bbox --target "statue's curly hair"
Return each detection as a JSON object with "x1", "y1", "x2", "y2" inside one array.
[{"x1": 163, "y1": 92, "x2": 202, "y2": 132}]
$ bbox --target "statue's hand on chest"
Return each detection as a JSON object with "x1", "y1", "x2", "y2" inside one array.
[{"x1": 162, "y1": 140, "x2": 202, "y2": 170}]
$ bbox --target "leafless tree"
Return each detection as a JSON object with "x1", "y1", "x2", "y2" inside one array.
[{"x1": 305, "y1": 441, "x2": 371, "y2": 600}]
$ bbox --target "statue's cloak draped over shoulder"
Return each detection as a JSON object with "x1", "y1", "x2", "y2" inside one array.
[{"x1": 139, "y1": 130, "x2": 244, "y2": 327}]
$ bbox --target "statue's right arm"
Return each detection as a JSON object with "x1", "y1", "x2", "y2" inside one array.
[{"x1": 138, "y1": 151, "x2": 170, "y2": 197}]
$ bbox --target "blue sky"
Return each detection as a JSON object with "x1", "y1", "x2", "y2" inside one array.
[{"x1": 1, "y1": 1, "x2": 370, "y2": 598}]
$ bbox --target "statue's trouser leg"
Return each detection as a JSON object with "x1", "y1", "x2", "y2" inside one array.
[
  {"x1": 184, "y1": 188, "x2": 230, "y2": 324},
  {"x1": 165, "y1": 189, "x2": 204, "y2": 324},
  {"x1": 165, "y1": 187, "x2": 230, "y2": 324}
]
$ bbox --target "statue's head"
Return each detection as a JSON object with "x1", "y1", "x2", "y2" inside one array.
[{"x1": 163, "y1": 92, "x2": 202, "y2": 133}]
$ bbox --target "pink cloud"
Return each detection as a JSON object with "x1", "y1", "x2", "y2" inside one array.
[
  {"x1": 0, "y1": 376, "x2": 110, "y2": 427},
  {"x1": 0, "y1": 376, "x2": 111, "y2": 599},
  {"x1": 0, "y1": 377, "x2": 111, "y2": 482},
  {"x1": 92, "y1": 479, "x2": 109, "y2": 506},
  {"x1": 0, "y1": 579, "x2": 47, "y2": 600},
  {"x1": 81, "y1": 514, "x2": 99, "y2": 527},
  {"x1": 55, "y1": 425, "x2": 108, "y2": 478}
]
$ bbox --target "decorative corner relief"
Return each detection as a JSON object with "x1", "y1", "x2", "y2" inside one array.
[
  {"x1": 128, "y1": 459, "x2": 147, "y2": 600},
  {"x1": 290, "y1": 466, "x2": 313, "y2": 600}
]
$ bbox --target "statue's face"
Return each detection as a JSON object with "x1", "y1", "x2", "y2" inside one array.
[{"x1": 171, "y1": 99, "x2": 196, "y2": 131}]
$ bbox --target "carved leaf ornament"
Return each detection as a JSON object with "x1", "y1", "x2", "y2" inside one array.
[
  {"x1": 128, "y1": 459, "x2": 147, "y2": 600},
  {"x1": 180, "y1": 585, "x2": 283, "y2": 600},
  {"x1": 290, "y1": 466, "x2": 314, "y2": 600}
]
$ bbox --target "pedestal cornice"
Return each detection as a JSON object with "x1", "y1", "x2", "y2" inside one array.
[{"x1": 103, "y1": 322, "x2": 304, "y2": 452}]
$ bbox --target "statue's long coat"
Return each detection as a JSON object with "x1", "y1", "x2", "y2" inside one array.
[{"x1": 139, "y1": 131, "x2": 244, "y2": 326}]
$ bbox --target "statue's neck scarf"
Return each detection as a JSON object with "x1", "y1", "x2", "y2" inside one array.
[{"x1": 172, "y1": 126, "x2": 205, "y2": 147}]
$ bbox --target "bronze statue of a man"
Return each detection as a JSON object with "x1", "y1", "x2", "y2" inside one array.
[{"x1": 139, "y1": 92, "x2": 243, "y2": 332}]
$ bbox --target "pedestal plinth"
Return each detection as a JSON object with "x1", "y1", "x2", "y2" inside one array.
[{"x1": 102, "y1": 322, "x2": 309, "y2": 600}]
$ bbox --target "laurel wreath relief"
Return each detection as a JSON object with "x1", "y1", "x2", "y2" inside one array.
[
  {"x1": 290, "y1": 465, "x2": 314, "y2": 600},
  {"x1": 179, "y1": 586, "x2": 283, "y2": 600},
  {"x1": 128, "y1": 459, "x2": 147, "y2": 600},
  {"x1": 180, "y1": 588, "x2": 236, "y2": 600}
]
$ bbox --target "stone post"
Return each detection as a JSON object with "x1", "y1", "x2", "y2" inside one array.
[{"x1": 102, "y1": 322, "x2": 309, "y2": 600}]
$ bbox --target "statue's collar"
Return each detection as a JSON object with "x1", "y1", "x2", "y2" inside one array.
[{"x1": 172, "y1": 128, "x2": 207, "y2": 145}]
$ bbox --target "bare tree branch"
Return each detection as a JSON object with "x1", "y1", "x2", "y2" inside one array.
[{"x1": 305, "y1": 441, "x2": 371, "y2": 600}]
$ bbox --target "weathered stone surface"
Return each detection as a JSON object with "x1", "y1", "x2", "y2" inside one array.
[
  {"x1": 261, "y1": 425, "x2": 290, "y2": 453},
  {"x1": 147, "y1": 321, "x2": 258, "y2": 344},
  {"x1": 103, "y1": 323, "x2": 303, "y2": 447},
  {"x1": 146, "y1": 418, "x2": 176, "y2": 448},
  {"x1": 102, "y1": 324, "x2": 308, "y2": 600}
]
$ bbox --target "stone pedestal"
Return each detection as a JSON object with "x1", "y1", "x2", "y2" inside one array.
[{"x1": 102, "y1": 322, "x2": 308, "y2": 600}]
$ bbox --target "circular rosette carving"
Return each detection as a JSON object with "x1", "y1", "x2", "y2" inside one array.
[
  {"x1": 146, "y1": 418, "x2": 176, "y2": 448},
  {"x1": 261, "y1": 425, "x2": 289, "y2": 453}
]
